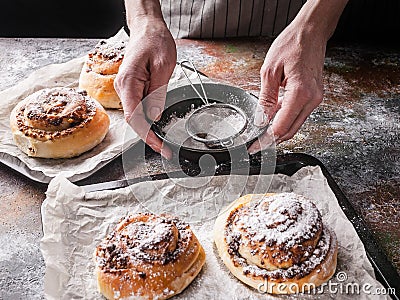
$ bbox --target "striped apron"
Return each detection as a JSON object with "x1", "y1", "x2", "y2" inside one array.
[{"x1": 160, "y1": 0, "x2": 306, "y2": 38}]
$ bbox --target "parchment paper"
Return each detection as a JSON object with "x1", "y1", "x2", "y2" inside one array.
[{"x1": 40, "y1": 166, "x2": 389, "y2": 299}]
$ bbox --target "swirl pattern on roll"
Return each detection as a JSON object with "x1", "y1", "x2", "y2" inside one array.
[
  {"x1": 226, "y1": 193, "x2": 329, "y2": 278},
  {"x1": 10, "y1": 87, "x2": 110, "y2": 158},
  {"x1": 79, "y1": 39, "x2": 126, "y2": 109},
  {"x1": 96, "y1": 213, "x2": 195, "y2": 270},
  {"x1": 94, "y1": 213, "x2": 205, "y2": 300},
  {"x1": 234, "y1": 193, "x2": 323, "y2": 270},
  {"x1": 15, "y1": 88, "x2": 97, "y2": 139},
  {"x1": 85, "y1": 40, "x2": 126, "y2": 75},
  {"x1": 214, "y1": 192, "x2": 338, "y2": 294}
]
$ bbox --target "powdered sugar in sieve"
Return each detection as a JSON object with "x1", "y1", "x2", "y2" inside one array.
[
  {"x1": 185, "y1": 103, "x2": 248, "y2": 148},
  {"x1": 178, "y1": 60, "x2": 248, "y2": 148}
]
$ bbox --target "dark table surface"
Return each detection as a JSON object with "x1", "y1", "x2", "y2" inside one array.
[{"x1": 0, "y1": 36, "x2": 399, "y2": 299}]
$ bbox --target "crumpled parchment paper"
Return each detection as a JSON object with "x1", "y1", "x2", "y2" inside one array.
[{"x1": 40, "y1": 166, "x2": 389, "y2": 299}]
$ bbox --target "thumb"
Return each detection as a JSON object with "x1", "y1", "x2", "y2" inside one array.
[
  {"x1": 144, "y1": 83, "x2": 168, "y2": 122},
  {"x1": 254, "y1": 64, "x2": 281, "y2": 127},
  {"x1": 144, "y1": 68, "x2": 173, "y2": 122},
  {"x1": 115, "y1": 76, "x2": 146, "y2": 123}
]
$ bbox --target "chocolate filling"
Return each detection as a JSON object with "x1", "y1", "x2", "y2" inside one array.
[{"x1": 15, "y1": 88, "x2": 96, "y2": 140}]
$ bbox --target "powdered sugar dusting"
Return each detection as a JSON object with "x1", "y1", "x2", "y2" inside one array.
[
  {"x1": 187, "y1": 106, "x2": 246, "y2": 141},
  {"x1": 224, "y1": 193, "x2": 331, "y2": 279},
  {"x1": 239, "y1": 227, "x2": 331, "y2": 280},
  {"x1": 237, "y1": 193, "x2": 322, "y2": 248},
  {"x1": 161, "y1": 105, "x2": 257, "y2": 149},
  {"x1": 93, "y1": 213, "x2": 204, "y2": 298},
  {"x1": 95, "y1": 213, "x2": 192, "y2": 271},
  {"x1": 163, "y1": 111, "x2": 203, "y2": 149},
  {"x1": 90, "y1": 40, "x2": 126, "y2": 61}
]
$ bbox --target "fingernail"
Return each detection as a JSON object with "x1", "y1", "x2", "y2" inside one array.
[
  {"x1": 160, "y1": 146, "x2": 172, "y2": 160},
  {"x1": 248, "y1": 133, "x2": 279, "y2": 154},
  {"x1": 254, "y1": 105, "x2": 269, "y2": 127},
  {"x1": 248, "y1": 145, "x2": 260, "y2": 155},
  {"x1": 149, "y1": 106, "x2": 162, "y2": 121},
  {"x1": 124, "y1": 113, "x2": 133, "y2": 124},
  {"x1": 274, "y1": 134, "x2": 282, "y2": 145}
]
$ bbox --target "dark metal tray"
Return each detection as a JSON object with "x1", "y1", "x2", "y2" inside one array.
[{"x1": 80, "y1": 153, "x2": 399, "y2": 299}]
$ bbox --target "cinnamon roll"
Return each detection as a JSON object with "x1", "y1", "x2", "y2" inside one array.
[
  {"x1": 214, "y1": 193, "x2": 338, "y2": 294},
  {"x1": 94, "y1": 213, "x2": 206, "y2": 300},
  {"x1": 10, "y1": 87, "x2": 110, "y2": 158},
  {"x1": 79, "y1": 39, "x2": 126, "y2": 109}
]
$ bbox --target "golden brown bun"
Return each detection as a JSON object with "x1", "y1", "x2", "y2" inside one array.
[
  {"x1": 94, "y1": 213, "x2": 206, "y2": 300},
  {"x1": 10, "y1": 87, "x2": 110, "y2": 159},
  {"x1": 79, "y1": 40, "x2": 126, "y2": 109},
  {"x1": 214, "y1": 193, "x2": 338, "y2": 294}
]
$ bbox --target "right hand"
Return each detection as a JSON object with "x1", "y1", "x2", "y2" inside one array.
[{"x1": 114, "y1": 16, "x2": 177, "y2": 159}]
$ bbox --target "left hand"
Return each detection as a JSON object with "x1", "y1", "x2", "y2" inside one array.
[
  {"x1": 248, "y1": 0, "x2": 349, "y2": 154},
  {"x1": 248, "y1": 21, "x2": 325, "y2": 153}
]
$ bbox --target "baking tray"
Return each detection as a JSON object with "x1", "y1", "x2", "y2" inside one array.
[
  {"x1": 0, "y1": 147, "x2": 134, "y2": 184},
  {"x1": 80, "y1": 153, "x2": 399, "y2": 299}
]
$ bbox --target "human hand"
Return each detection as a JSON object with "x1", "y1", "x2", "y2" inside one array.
[
  {"x1": 114, "y1": 16, "x2": 176, "y2": 159},
  {"x1": 248, "y1": 0, "x2": 348, "y2": 154},
  {"x1": 248, "y1": 23, "x2": 325, "y2": 153}
]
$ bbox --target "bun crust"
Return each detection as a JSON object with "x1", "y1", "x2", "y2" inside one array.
[
  {"x1": 10, "y1": 87, "x2": 110, "y2": 159},
  {"x1": 79, "y1": 40, "x2": 126, "y2": 109},
  {"x1": 214, "y1": 193, "x2": 338, "y2": 294},
  {"x1": 94, "y1": 213, "x2": 206, "y2": 300}
]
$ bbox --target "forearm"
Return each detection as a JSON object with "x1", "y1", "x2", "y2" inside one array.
[
  {"x1": 124, "y1": 0, "x2": 164, "y2": 29},
  {"x1": 291, "y1": 0, "x2": 349, "y2": 42}
]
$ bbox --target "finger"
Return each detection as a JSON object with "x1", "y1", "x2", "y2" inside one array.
[
  {"x1": 114, "y1": 75, "x2": 146, "y2": 122},
  {"x1": 144, "y1": 63, "x2": 175, "y2": 122},
  {"x1": 128, "y1": 103, "x2": 172, "y2": 160},
  {"x1": 269, "y1": 84, "x2": 308, "y2": 141},
  {"x1": 248, "y1": 88, "x2": 313, "y2": 154},
  {"x1": 276, "y1": 94, "x2": 284, "y2": 111},
  {"x1": 276, "y1": 98, "x2": 320, "y2": 143},
  {"x1": 117, "y1": 76, "x2": 172, "y2": 160},
  {"x1": 255, "y1": 63, "x2": 282, "y2": 127},
  {"x1": 145, "y1": 130, "x2": 173, "y2": 160},
  {"x1": 143, "y1": 84, "x2": 168, "y2": 122},
  {"x1": 247, "y1": 126, "x2": 277, "y2": 154},
  {"x1": 271, "y1": 84, "x2": 322, "y2": 142}
]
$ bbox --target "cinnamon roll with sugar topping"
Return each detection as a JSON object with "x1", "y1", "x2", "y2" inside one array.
[
  {"x1": 214, "y1": 193, "x2": 338, "y2": 294},
  {"x1": 79, "y1": 39, "x2": 126, "y2": 109},
  {"x1": 94, "y1": 213, "x2": 206, "y2": 300},
  {"x1": 10, "y1": 87, "x2": 110, "y2": 158}
]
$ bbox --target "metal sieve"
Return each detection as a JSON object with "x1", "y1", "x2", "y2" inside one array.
[{"x1": 178, "y1": 60, "x2": 248, "y2": 148}]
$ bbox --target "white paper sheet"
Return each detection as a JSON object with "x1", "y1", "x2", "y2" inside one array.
[{"x1": 40, "y1": 166, "x2": 389, "y2": 299}]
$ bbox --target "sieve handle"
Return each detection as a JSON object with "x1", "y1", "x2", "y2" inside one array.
[
  {"x1": 220, "y1": 138, "x2": 234, "y2": 148},
  {"x1": 178, "y1": 60, "x2": 209, "y2": 105}
]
